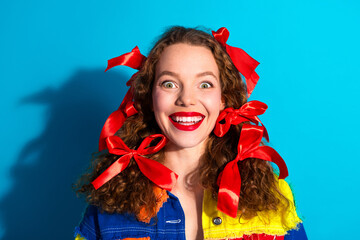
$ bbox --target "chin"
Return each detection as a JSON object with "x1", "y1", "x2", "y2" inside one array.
[{"x1": 167, "y1": 135, "x2": 208, "y2": 150}]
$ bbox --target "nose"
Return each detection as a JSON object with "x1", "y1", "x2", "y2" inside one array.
[{"x1": 175, "y1": 87, "x2": 196, "y2": 107}]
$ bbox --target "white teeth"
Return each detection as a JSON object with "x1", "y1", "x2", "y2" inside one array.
[{"x1": 171, "y1": 116, "x2": 203, "y2": 125}]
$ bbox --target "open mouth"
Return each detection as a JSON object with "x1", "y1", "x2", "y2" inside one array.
[
  {"x1": 169, "y1": 112, "x2": 205, "y2": 131},
  {"x1": 170, "y1": 116, "x2": 204, "y2": 125}
]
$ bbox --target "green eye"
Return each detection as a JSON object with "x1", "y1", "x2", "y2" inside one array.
[
  {"x1": 200, "y1": 82, "x2": 212, "y2": 88},
  {"x1": 162, "y1": 81, "x2": 176, "y2": 88}
]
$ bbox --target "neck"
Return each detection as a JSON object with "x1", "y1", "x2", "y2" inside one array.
[
  {"x1": 164, "y1": 144, "x2": 205, "y2": 174},
  {"x1": 163, "y1": 142, "x2": 206, "y2": 190}
]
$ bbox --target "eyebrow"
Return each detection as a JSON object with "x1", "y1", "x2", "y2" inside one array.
[
  {"x1": 157, "y1": 71, "x2": 179, "y2": 79},
  {"x1": 196, "y1": 71, "x2": 218, "y2": 79},
  {"x1": 157, "y1": 71, "x2": 218, "y2": 79}
]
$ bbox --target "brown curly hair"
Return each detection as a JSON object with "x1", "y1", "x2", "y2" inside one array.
[{"x1": 75, "y1": 26, "x2": 289, "y2": 221}]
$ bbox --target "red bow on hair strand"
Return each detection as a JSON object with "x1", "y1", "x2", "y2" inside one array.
[
  {"x1": 105, "y1": 46, "x2": 146, "y2": 72},
  {"x1": 214, "y1": 100, "x2": 269, "y2": 141},
  {"x1": 212, "y1": 27, "x2": 260, "y2": 98},
  {"x1": 92, "y1": 134, "x2": 178, "y2": 191},
  {"x1": 99, "y1": 47, "x2": 147, "y2": 151},
  {"x1": 216, "y1": 124, "x2": 288, "y2": 218}
]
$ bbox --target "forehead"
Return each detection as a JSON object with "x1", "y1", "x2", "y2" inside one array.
[{"x1": 156, "y1": 43, "x2": 219, "y2": 77}]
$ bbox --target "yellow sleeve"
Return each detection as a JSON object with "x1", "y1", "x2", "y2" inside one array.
[
  {"x1": 277, "y1": 179, "x2": 303, "y2": 227},
  {"x1": 75, "y1": 233, "x2": 85, "y2": 240},
  {"x1": 202, "y1": 179, "x2": 302, "y2": 239}
]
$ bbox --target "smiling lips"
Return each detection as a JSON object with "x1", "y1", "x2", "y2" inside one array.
[{"x1": 169, "y1": 112, "x2": 205, "y2": 131}]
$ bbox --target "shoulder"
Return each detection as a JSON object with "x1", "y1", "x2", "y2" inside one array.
[
  {"x1": 74, "y1": 188, "x2": 186, "y2": 240},
  {"x1": 75, "y1": 205, "x2": 150, "y2": 240},
  {"x1": 278, "y1": 179, "x2": 296, "y2": 203},
  {"x1": 202, "y1": 179, "x2": 305, "y2": 240}
]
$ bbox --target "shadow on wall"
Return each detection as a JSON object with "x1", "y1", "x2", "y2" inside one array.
[{"x1": 0, "y1": 69, "x2": 129, "y2": 239}]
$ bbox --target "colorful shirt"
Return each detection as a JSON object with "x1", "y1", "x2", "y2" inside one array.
[{"x1": 74, "y1": 179, "x2": 307, "y2": 240}]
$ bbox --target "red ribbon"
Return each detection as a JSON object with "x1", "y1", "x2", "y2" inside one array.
[
  {"x1": 214, "y1": 100, "x2": 269, "y2": 141},
  {"x1": 105, "y1": 46, "x2": 146, "y2": 72},
  {"x1": 212, "y1": 27, "x2": 260, "y2": 98},
  {"x1": 92, "y1": 134, "x2": 178, "y2": 191},
  {"x1": 216, "y1": 124, "x2": 288, "y2": 218},
  {"x1": 99, "y1": 47, "x2": 147, "y2": 151}
]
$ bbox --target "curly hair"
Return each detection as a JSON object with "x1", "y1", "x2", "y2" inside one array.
[{"x1": 75, "y1": 26, "x2": 289, "y2": 221}]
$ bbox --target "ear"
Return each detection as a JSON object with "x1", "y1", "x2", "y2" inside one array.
[{"x1": 220, "y1": 96, "x2": 225, "y2": 111}]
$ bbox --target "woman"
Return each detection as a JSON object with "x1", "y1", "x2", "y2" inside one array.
[{"x1": 74, "y1": 26, "x2": 307, "y2": 240}]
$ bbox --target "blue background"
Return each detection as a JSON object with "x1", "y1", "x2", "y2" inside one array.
[{"x1": 1, "y1": 0, "x2": 359, "y2": 239}]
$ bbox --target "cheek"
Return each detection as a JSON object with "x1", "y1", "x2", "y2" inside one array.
[
  {"x1": 203, "y1": 91, "x2": 224, "y2": 113},
  {"x1": 152, "y1": 89, "x2": 172, "y2": 116}
]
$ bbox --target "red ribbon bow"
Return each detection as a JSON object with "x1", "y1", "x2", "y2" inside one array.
[
  {"x1": 212, "y1": 27, "x2": 260, "y2": 98},
  {"x1": 92, "y1": 134, "x2": 178, "y2": 191},
  {"x1": 105, "y1": 46, "x2": 146, "y2": 71},
  {"x1": 99, "y1": 46, "x2": 147, "y2": 151},
  {"x1": 216, "y1": 124, "x2": 288, "y2": 218},
  {"x1": 214, "y1": 100, "x2": 269, "y2": 141}
]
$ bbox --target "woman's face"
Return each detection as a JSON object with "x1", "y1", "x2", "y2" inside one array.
[{"x1": 152, "y1": 43, "x2": 224, "y2": 150}]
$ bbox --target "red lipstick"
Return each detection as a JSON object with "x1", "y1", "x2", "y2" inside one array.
[{"x1": 169, "y1": 112, "x2": 205, "y2": 131}]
